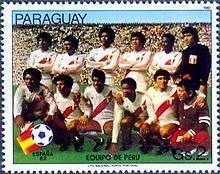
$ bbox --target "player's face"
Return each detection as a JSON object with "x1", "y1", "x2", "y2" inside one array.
[
  {"x1": 64, "y1": 41, "x2": 75, "y2": 53},
  {"x1": 162, "y1": 37, "x2": 172, "y2": 49},
  {"x1": 39, "y1": 38, "x2": 49, "y2": 51},
  {"x1": 131, "y1": 37, "x2": 143, "y2": 51},
  {"x1": 122, "y1": 83, "x2": 135, "y2": 98},
  {"x1": 24, "y1": 74, "x2": 38, "y2": 91},
  {"x1": 155, "y1": 75, "x2": 168, "y2": 90},
  {"x1": 183, "y1": 33, "x2": 195, "y2": 46},
  {"x1": 100, "y1": 32, "x2": 111, "y2": 48},
  {"x1": 56, "y1": 80, "x2": 71, "y2": 97},
  {"x1": 177, "y1": 86, "x2": 188, "y2": 101},
  {"x1": 92, "y1": 76, "x2": 105, "y2": 93}
]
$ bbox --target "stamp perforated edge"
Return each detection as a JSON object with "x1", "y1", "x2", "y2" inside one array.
[{"x1": 0, "y1": 0, "x2": 219, "y2": 173}]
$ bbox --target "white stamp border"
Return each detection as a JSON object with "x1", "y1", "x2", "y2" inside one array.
[{"x1": 1, "y1": 1, "x2": 219, "y2": 173}]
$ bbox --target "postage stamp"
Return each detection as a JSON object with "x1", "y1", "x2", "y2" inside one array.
[{"x1": 1, "y1": 0, "x2": 219, "y2": 173}]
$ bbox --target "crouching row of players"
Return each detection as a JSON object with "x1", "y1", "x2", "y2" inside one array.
[{"x1": 14, "y1": 67, "x2": 210, "y2": 155}]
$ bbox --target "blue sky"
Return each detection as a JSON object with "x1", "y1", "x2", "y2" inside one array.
[{"x1": 13, "y1": 10, "x2": 211, "y2": 25}]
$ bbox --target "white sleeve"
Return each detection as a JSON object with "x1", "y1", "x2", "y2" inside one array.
[
  {"x1": 159, "y1": 52, "x2": 182, "y2": 74},
  {"x1": 27, "y1": 51, "x2": 36, "y2": 68},
  {"x1": 149, "y1": 52, "x2": 158, "y2": 75},
  {"x1": 86, "y1": 49, "x2": 106, "y2": 68},
  {"x1": 130, "y1": 52, "x2": 152, "y2": 70},
  {"x1": 52, "y1": 54, "x2": 63, "y2": 74},
  {"x1": 42, "y1": 87, "x2": 57, "y2": 115},
  {"x1": 81, "y1": 87, "x2": 92, "y2": 116},
  {"x1": 111, "y1": 102, "x2": 124, "y2": 143},
  {"x1": 66, "y1": 55, "x2": 85, "y2": 73},
  {"x1": 83, "y1": 87, "x2": 90, "y2": 99},
  {"x1": 71, "y1": 82, "x2": 80, "y2": 93},
  {"x1": 14, "y1": 86, "x2": 24, "y2": 117},
  {"x1": 170, "y1": 52, "x2": 182, "y2": 73},
  {"x1": 123, "y1": 98, "x2": 136, "y2": 113},
  {"x1": 102, "y1": 49, "x2": 120, "y2": 70},
  {"x1": 39, "y1": 52, "x2": 57, "y2": 73},
  {"x1": 88, "y1": 49, "x2": 95, "y2": 60},
  {"x1": 144, "y1": 94, "x2": 157, "y2": 125},
  {"x1": 119, "y1": 53, "x2": 135, "y2": 69}
]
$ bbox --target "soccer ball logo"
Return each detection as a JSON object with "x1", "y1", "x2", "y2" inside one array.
[{"x1": 31, "y1": 124, "x2": 53, "y2": 147}]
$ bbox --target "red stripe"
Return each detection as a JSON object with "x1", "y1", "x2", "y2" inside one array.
[
  {"x1": 91, "y1": 99, "x2": 108, "y2": 118},
  {"x1": 99, "y1": 56, "x2": 108, "y2": 62},
  {"x1": 155, "y1": 101, "x2": 170, "y2": 117},
  {"x1": 155, "y1": 91, "x2": 177, "y2": 118},
  {"x1": 124, "y1": 69, "x2": 130, "y2": 77},
  {"x1": 63, "y1": 106, "x2": 73, "y2": 118},
  {"x1": 19, "y1": 129, "x2": 32, "y2": 141},
  {"x1": 26, "y1": 144, "x2": 41, "y2": 154},
  {"x1": 165, "y1": 59, "x2": 171, "y2": 65},
  {"x1": 39, "y1": 58, "x2": 47, "y2": 64}
]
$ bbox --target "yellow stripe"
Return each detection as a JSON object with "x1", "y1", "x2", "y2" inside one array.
[{"x1": 17, "y1": 137, "x2": 35, "y2": 155}]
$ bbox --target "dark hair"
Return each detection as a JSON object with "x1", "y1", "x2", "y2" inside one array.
[
  {"x1": 53, "y1": 74, "x2": 73, "y2": 89},
  {"x1": 37, "y1": 32, "x2": 52, "y2": 47},
  {"x1": 64, "y1": 35, "x2": 79, "y2": 50},
  {"x1": 92, "y1": 69, "x2": 106, "y2": 83},
  {"x1": 131, "y1": 32, "x2": 146, "y2": 47},
  {"x1": 23, "y1": 68, "x2": 42, "y2": 84},
  {"x1": 162, "y1": 33, "x2": 175, "y2": 46},
  {"x1": 176, "y1": 80, "x2": 196, "y2": 97},
  {"x1": 182, "y1": 26, "x2": 199, "y2": 42},
  {"x1": 98, "y1": 27, "x2": 115, "y2": 44},
  {"x1": 121, "y1": 77, "x2": 137, "y2": 90},
  {"x1": 154, "y1": 69, "x2": 170, "y2": 81}
]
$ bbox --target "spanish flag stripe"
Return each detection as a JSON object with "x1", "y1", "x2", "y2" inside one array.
[
  {"x1": 26, "y1": 144, "x2": 40, "y2": 154},
  {"x1": 18, "y1": 137, "x2": 35, "y2": 150},
  {"x1": 18, "y1": 129, "x2": 32, "y2": 141}
]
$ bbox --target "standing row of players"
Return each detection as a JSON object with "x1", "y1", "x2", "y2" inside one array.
[
  {"x1": 27, "y1": 26, "x2": 211, "y2": 95},
  {"x1": 14, "y1": 67, "x2": 210, "y2": 155}
]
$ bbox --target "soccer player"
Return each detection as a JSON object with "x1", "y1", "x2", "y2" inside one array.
[
  {"x1": 139, "y1": 69, "x2": 179, "y2": 155},
  {"x1": 108, "y1": 78, "x2": 154, "y2": 155},
  {"x1": 175, "y1": 26, "x2": 211, "y2": 98},
  {"x1": 78, "y1": 69, "x2": 116, "y2": 151},
  {"x1": 149, "y1": 33, "x2": 182, "y2": 76},
  {"x1": 86, "y1": 27, "x2": 120, "y2": 86},
  {"x1": 170, "y1": 80, "x2": 210, "y2": 154},
  {"x1": 27, "y1": 32, "x2": 57, "y2": 90},
  {"x1": 119, "y1": 32, "x2": 152, "y2": 92},
  {"x1": 13, "y1": 68, "x2": 69, "y2": 151},
  {"x1": 52, "y1": 35, "x2": 84, "y2": 93},
  {"x1": 53, "y1": 74, "x2": 84, "y2": 152}
]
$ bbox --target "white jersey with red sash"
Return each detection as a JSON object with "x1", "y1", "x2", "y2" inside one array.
[
  {"x1": 145, "y1": 86, "x2": 179, "y2": 126},
  {"x1": 52, "y1": 53, "x2": 85, "y2": 83},
  {"x1": 120, "y1": 49, "x2": 152, "y2": 92},
  {"x1": 88, "y1": 47, "x2": 120, "y2": 86},
  {"x1": 83, "y1": 85, "x2": 114, "y2": 130},
  {"x1": 112, "y1": 92, "x2": 154, "y2": 143},
  {"x1": 28, "y1": 49, "x2": 57, "y2": 89},
  {"x1": 54, "y1": 92, "x2": 82, "y2": 124},
  {"x1": 149, "y1": 51, "x2": 182, "y2": 75}
]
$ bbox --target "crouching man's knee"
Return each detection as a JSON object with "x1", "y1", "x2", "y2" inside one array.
[
  {"x1": 103, "y1": 121, "x2": 113, "y2": 135},
  {"x1": 159, "y1": 124, "x2": 177, "y2": 139},
  {"x1": 159, "y1": 128, "x2": 170, "y2": 139},
  {"x1": 33, "y1": 100, "x2": 49, "y2": 118}
]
